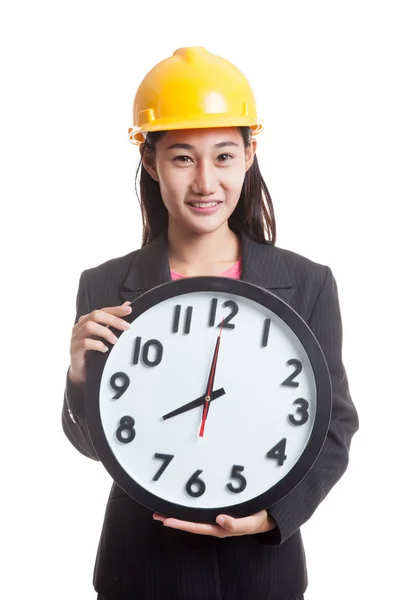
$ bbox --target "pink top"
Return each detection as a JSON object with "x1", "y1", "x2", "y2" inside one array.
[{"x1": 171, "y1": 258, "x2": 242, "y2": 280}]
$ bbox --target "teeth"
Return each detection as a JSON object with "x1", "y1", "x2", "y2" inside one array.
[{"x1": 190, "y1": 202, "x2": 219, "y2": 208}]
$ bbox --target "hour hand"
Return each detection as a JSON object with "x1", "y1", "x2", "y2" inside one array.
[{"x1": 162, "y1": 388, "x2": 226, "y2": 421}]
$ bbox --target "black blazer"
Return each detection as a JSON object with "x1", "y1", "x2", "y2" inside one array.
[{"x1": 62, "y1": 229, "x2": 359, "y2": 600}]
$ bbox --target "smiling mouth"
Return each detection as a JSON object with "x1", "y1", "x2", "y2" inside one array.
[{"x1": 187, "y1": 201, "x2": 222, "y2": 208}]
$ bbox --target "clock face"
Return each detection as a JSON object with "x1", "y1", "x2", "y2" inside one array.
[{"x1": 85, "y1": 277, "x2": 331, "y2": 522}]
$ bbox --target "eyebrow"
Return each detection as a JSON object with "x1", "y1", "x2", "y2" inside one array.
[{"x1": 166, "y1": 141, "x2": 239, "y2": 150}]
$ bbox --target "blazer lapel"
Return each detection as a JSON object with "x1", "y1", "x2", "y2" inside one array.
[
  {"x1": 119, "y1": 232, "x2": 172, "y2": 303},
  {"x1": 240, "y1": 231, "x2": 295, "y2": 307},
  {"x1": 119, "y1": 229, "x2": 295, "y2": 307}
]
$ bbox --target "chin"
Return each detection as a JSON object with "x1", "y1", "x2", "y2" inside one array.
[
  {"x1": 169, "y1": 209, "x2": 234, "y2": 237},
  {"x1": 186, "y1": 219, "x2": 230, "y2": 236}
]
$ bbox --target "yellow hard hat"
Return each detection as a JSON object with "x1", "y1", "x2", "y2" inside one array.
[{"x1": 128, "y1": 47, "x2": 263, "y2": 145}]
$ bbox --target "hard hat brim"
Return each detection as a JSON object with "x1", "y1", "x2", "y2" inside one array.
[{"x1": 128, "y1": 117, "x2": 263, "y2": 146}]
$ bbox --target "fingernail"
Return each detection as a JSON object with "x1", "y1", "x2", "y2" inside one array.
[{"x1": 216, "y1": 516, "x2": 225, "y2": 526}]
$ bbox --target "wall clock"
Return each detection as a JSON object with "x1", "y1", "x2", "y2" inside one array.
[{"x1": 85, "y1": 277, "x2": 331, "y2": 522}]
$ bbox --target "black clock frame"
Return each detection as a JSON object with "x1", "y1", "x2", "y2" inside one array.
[{"x1": 85, "y1": 276, "x2": 332, "y2": 522}]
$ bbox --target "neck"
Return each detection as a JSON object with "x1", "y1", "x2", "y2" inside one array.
[{"x1": 167, "y1": 221, "x2": 241, "y2": 277}]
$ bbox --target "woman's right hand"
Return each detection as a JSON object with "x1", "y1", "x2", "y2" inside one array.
[{"x1": 68, "y1": 301, "x2": 132, "y2": 386}]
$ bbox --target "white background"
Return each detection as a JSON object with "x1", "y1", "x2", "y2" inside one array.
[{"x1": 1, "y1": 1, "x2": 398, "y2": 598}]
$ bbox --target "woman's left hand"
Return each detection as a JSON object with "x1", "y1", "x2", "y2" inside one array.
[{"x1": 153, "y1": 509, "x2": 277, "y2": 538}]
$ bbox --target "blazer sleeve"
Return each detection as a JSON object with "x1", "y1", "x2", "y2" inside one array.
[
  {"x1": 254, "y1": 265, "x2": 359, "y2": 545},
  {"x1": 61, "y1": 270, "x2": 100, "y2": 461}
]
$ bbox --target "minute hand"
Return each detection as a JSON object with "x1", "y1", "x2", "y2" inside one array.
[
  {"x1": 199, "y1": 319, "x2": 224, "y2": 437},
  {"x1": 162, "y1": 388, "x2": 226, "y2": 421}
]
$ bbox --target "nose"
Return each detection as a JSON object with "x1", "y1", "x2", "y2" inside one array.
[{"x1": 191, "y1": 160, "x2": 218, "y2": 196}]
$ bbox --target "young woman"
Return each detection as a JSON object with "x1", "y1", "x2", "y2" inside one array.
[{"x1": 62, "y1": 47, "x2": 359, "y2": 600}]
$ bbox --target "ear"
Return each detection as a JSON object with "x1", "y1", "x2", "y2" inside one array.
[
  {"x1": 245, "y1": 137, "x2": 257, "y2": 172},
  {"x1": 140, "y1": 143, "x2": 159, "y2": 182}
]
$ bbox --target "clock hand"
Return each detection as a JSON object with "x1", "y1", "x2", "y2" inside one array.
[
  {"x1": 162, "y1": 388, "x2": 226, "y2": 421},
  {"x1": 199, "y1": 318, "x2": 224, "y2": 437}
]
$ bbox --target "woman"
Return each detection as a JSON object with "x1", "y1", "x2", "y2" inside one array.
[{"x1": 62, "y1": 46, "x2": 359, "y2": 600}]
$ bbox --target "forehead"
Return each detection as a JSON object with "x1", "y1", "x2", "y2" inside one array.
[{"x1": 160, "y1": 127, "x2": 243, "y2": 148}]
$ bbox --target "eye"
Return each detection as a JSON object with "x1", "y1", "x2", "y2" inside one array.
[
  {"x1": 174, "y1": 155, "x2": 193, "y2": 163},
  {"x1": 217, "y1": 153, "x2": 234, "y2": 162}
]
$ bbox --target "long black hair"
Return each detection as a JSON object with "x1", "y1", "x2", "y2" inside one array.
[{"x1": 134, "y1": 126, "x2": 276, "y2": 248}]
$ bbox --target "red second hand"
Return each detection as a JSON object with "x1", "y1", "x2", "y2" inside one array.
[{"x1": 199, "y1": 318, "x2": 224, "y2": 437}]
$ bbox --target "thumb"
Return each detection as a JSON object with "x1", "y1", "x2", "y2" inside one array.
[
  {"x1": 215, "y1": 515, "x2": 235, "y2": 530},
  {"x1": 216, "y1": 510, "x2": 270, "y2": 535}
]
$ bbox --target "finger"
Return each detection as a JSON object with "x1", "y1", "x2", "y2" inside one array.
[
  {"x1": 153, "y1": 513, "x2": 167, "y2": 522},
  {"x1": 71, "y1": 336, "x2": 110, "y2": 355},
  {"x1": 215, "y1": 510, "x2": 268, "y2": 535},
  {"x1": 78, "y1": 320, "x2": 123, "y2": 347},
  {"x1": 107, "y1": 301, "x2": 133, "y2": 311},
  {"x1": 77, "y1": 302, "x2": 132, "y2": 325},
  {"x1": 77, "y1": 306, "x2": 132, "y2": 333},
  {"x1": 153, "y1": 512, "x2": 231, "y2": 538},
  {"x1": 158, "y1": 516, "x2": 227, "y2": 537}
]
